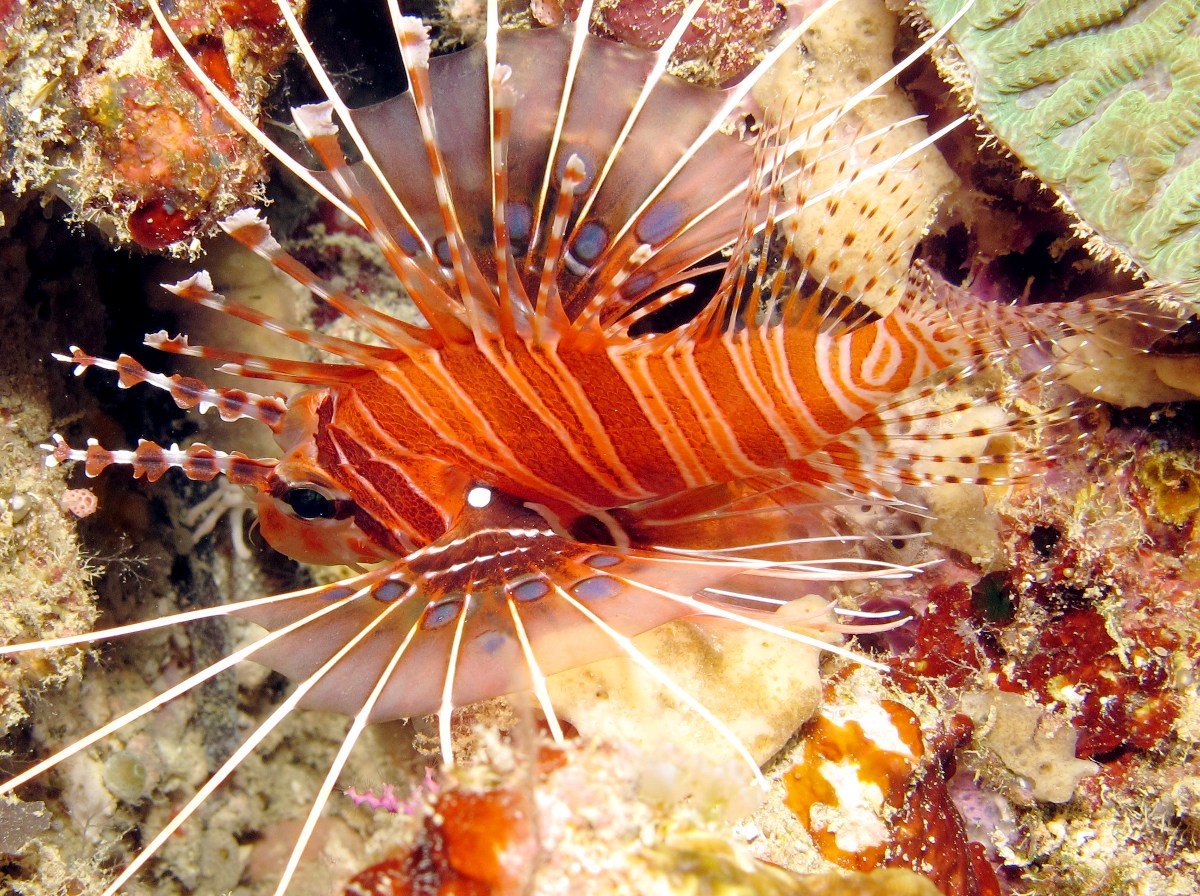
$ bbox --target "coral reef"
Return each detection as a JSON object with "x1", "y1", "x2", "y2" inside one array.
[
  {"x1": 0, "y1": 198, "x2": 99, "y2": 742},
  {"x1": 878, "y1": 417, "x2": 1200, "y2": 893},
  {"x1": 542, "y1": 0, "x2": 785, "y2": 84},
  {"x1": 0, "y1": 199, "x2": 113, "y2": 891},
  {"x1": 1060, "y1": 319, "x2": 1200, "y2": 406},
  {"x1": 1137, "y1": 443, "x2": 1200, "y2": 527},
  {"x1": 0, "y1": 0, "x2": 298, "y2": 252},
  {"x1": 914, "y1": 0, "x2": 1200, "y2": 283},
  {"x1": 343, "y1": 738, "x2": 948, "y2": 896}
]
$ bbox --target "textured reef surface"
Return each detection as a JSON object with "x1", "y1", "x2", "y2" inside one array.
[
  {"x1": 0, "y1": 0, "x2": 299, "y2": 252},
  {"x1": 915, "y1": 0, "x2": 1200, "y2": 283},
  {"x1": 1, "y1": 0, "x2": 1199, "y2": 895}
]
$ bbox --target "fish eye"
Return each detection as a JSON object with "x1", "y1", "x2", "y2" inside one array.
[{"x1": 282, "y1": 486, "x2": 339, "y2": 520}]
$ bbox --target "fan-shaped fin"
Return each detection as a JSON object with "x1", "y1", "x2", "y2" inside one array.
[{"x1": 233, "y1": 484, "x2": 893, "y2": 722}]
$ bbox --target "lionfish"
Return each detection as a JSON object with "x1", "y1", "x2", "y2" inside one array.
[{"x1": 3, "y1": 0, "x2": 1197, "y2": 892}]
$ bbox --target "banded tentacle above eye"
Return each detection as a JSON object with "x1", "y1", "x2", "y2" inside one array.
[
  {"x1": 47, "y1": 316, "x2": 309, "y2": 491},
  {"x1": 52, "y1": 344, "x2": 289, "y2": 430},
  {"x1": 42, "y1": 433, "x2": 277, "y2": 487}
]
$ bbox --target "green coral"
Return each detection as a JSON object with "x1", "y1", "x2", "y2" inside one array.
[{"x1": 917, "y1": 0, "x2": 1200, "y2": 282}]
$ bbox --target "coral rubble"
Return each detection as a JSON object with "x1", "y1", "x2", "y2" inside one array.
[
  {"x1": 0, "y1": 0, "x2": 299, "y2": 253},
  {"x1": 343, "y1": 739, "x2": 949, "y2": 896}
]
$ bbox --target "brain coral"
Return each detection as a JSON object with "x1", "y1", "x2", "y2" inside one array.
[{"x1": 915, "y1": 0, "x2": 1200, "y2": 282}]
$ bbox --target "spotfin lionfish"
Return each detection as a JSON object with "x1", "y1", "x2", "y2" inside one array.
[{"x1": 4, "y1": 0, "x2": 1198, "y2": 892}]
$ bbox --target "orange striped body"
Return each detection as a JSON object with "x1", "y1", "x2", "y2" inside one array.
[{"x1": 302, "y1": 303, "x2": 970, "y2": 559}]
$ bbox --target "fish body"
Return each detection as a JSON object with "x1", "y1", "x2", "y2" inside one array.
[
  {"x1": 28, "y1": 0, "x2": 1199, "y2": 727},
  {"x1": 214, "y1": 292, "x2": 975, "y2": 719},
  {"x1": 274, "y1": 299, "x2": 966, "y2": 551},
  {"x1": 22, "y1": 0, "x2": 1198, "y2": 740}
]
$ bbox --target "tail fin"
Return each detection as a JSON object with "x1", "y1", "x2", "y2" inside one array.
[{"x1": 805, "y1": 271, "x2": 1200, "y2": 495}]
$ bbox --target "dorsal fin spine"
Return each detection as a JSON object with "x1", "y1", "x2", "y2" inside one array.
[
  {"x1": 563, "y1": 0, "x2": 844, "y2": 312},
  {"x1": 534, "y1": 154, "x2": 586, "y2": 340},
  {"x1": 487, "y1": 63, "x2": 533, "y2": 341},
  {"x1": 790, "y1": 0, "x2": 977, "y2": 158},
  {"x1": 527, "y1": 0, "x2": 599, "y2": 262},
  {"x1": 567, "y1": 0, "x2": 709, "y2": 236},
  {"x1": 218, "y1": 210, "x2": 430, "y2": 351},
  {"x1": 483, "y1": 0, "x2": 525, "y2": 340},
  {"x1": 604, "y1": 4, "x2": 975, "y2": 341},
  {"x1": 276, "y1": 0, "x2": 436, "y2": 262},
  {"x1": 392, "y1": 13, "x2": 487, "y2": 329},
  {"x1": 571, "y1": 244, "x2": 654, "y2": 334},
  {"x1": 162, "y1": 270, "x2": 392, "y2": 366},
  {"x1": 742, "y1": 119, "x2": 791, "y2": 329},
  {"x1": 699, "y1": 100, "x2": 803, "y2": 340},
  {"x1": 290, "y1": 102, "x2": 473, "y2": 345},
  {"x1": 605, "y1": 283, "x2": 697, "y2": 339},
  {"x1": 144, "y1": 331, "x2": 368, "y2": 386}
]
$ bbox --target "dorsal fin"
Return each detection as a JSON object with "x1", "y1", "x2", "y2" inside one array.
[
  {"x1": 676, "y1": 103, "x2": 966, "y2": 343},
  {"x1": 147, "y1": 0, "x2": 975, "y2": 357}
]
